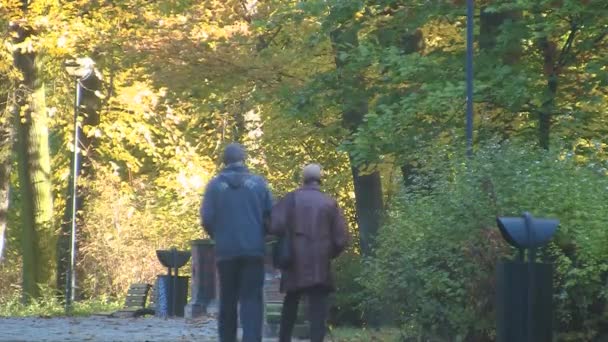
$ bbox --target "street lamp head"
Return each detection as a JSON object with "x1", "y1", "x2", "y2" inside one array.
[{"x1": 64, "y1": 57, "x2": 95, "y2": 79}]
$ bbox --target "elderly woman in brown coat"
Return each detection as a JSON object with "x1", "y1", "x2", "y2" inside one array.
[{"x1": 269, "y1": 164, "x2": 349, "y2": 342}]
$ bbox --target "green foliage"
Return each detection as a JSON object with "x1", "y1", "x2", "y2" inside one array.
[
  {"x1": 331, "y1": 252, "x2": 366, "y2": 326},
  {"x1": 306, "y1": 0, "x2": 608, "y2": 165},
  {"x1": 0, "y1": 0, "x2": 607, "y2": 331},
  {"x1": 328, "y1": 326, "x2": 401, "y2": 342},
  {"x1": 362, "y1": 141, "x2": 608, "y2": 341},
  {"x1": 78, "y1": 164, "x2": 206, "y2": 297},
  {"x1": 0, "y1": 286, "x2": 120, "y2": 317}
]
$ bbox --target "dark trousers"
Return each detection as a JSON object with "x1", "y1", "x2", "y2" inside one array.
[
  {"x1": 217, "y1": 257, "x2": 265, "y2": 342},
  {"x1": 279, "y1": 286, "x2": 330, "y2": 342}
]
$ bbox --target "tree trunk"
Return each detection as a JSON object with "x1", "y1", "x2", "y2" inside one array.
[
  {"x1": 480, "y1": 7, "x2": 522, "y2": 64},
  {"x1": 331, "y1": 26, "x2": 384, "y2": 257},
  {"x1": 0, "y1": 158, "x2": 9, "y2": 264},
  {"x1": 395, "y1": 30, "x2": 425, "y2": 188},
  {"x1": 375, "y1": 27, "x2": 427, "y2": 190},
  {"x1": 539, "y1": 76, "x2": 557, "y2": 150},
  {"x1": 479, "y1": 6, "x2": 523, "y2": 143},
  {"x1": 11, "y1": 22, "x2": 55, "y2": 301},
  {"x1": 331, "y1": 26, "x2": 384, "y2": 328},
  {"x1": 56, "y1": 70, "x2": 102, "y2": 296},
  {"x1": 350, "y1": 165, "x2": 383, "y2": 255},
  {"x1": 400, "y1": 162, "x2": 419, "y2": 190},
  {"x1": 0, "y1": 99, "x2": 12, "y2": 263},
  {"x1": 539, "y1": 38, "x2": 558, "y2": 150}
]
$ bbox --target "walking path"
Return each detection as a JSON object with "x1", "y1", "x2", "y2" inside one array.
[
  {"x1": 0, "y1": 316, "x2": 219, "y2": 342},
  {"x1": 0, "y1": 316, "x2": 306, "y2": 342}
]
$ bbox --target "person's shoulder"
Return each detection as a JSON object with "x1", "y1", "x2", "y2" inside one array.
[
  {"x1": 205, "y1": 174, "x2": 225, "y2": 190},
  {"x1": 299, "y1": 187, "x2": 334, "y2": 203},
  {"x1": 205, "y1": 175, "x2": 218, "y2": 187},
  {"x1": 285, "y1": 189, "x2": 298, "y2": 200},
  {"x1": 318, "y1": 191, "x2": 339, "y2": 207},
  {"x1": 274, "y1": 190, "x2": 295, "y2": 206},
  {"x1": 244, "y1": 173, "x2": 270, "y2": 190},
  {"x1": 249, "y1": 173, "x2": 269, "y2": 185}
]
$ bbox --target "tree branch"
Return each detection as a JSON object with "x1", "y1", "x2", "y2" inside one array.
[
  {"x1": 556, "y1": 21, "x2": 578, "y2": 69},
  {"x1": 256, "y1": 26, "x2": 283, "y2": 51},
  {"x1": 592, "y1": 29, "x2": 607, "y2": 46},
  {"x1": 239, "y1": 0, "x2": 253, "y2": 23}
]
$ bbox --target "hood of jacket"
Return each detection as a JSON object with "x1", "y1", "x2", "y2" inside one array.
[{"x1": 219, "y1": 163, "x2": 251, "y2": 189}]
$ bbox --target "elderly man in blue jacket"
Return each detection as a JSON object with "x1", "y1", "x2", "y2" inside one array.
[{"x1": 201, "y1": 143, "x2": 273, "y2": 342}]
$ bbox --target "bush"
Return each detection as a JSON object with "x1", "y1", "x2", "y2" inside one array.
[
  {"x1": 78, "y1": 166, "x2": 205, "y2": 298},
  {"x1": 361, "y1": 141, "x2": 608, "y2": 341},
  {"x1": 331, "y1": 252, "x2": 366, "y2": 326},
  {"x1": 328, "y1": 326, "x2": 402, "y2": 341},
  {"x1": 0, "y1": 285, "x2": 120, "y2": 317}
]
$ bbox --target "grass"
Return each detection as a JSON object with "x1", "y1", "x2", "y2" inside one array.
[
  {"x1": 328, "y1": 326, "x2": 402, "y2": 342},
  {"x1": 0, "y1": 289, "x2": 121, "y2": 317}
]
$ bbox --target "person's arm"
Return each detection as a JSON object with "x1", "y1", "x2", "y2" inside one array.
[
  {"x1": 262, "y1": 181, "x2": 273, "y2": 235},
  {"x1": 269, "y1": 193, "x2": 290, "y2": 236},
  {"x1": 330, "y1": 202, "x2": 349, "y2": 258},
  {"x1": 200, "y1": 179, "x2": 217, "y2": 238}
]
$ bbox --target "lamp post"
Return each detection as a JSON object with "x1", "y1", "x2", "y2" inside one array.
[
  {"x1": 63, "y1": 58, "x2": 94, "y2": 310},
  {"x1": 466, "y1": 0, "x2": 474, "y2": 157}
]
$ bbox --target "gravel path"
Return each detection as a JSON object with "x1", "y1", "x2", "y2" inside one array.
[
  {"x1": 0, "y1": 316, "x2": 303, "y2": 342},
  {"x1": 0, "y1": 316, "x2": 219, "y2": 342}
]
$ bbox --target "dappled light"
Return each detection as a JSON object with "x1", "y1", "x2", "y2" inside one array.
[{"x1": 1, "y1": 0, "x2": 607, "y2": 341}]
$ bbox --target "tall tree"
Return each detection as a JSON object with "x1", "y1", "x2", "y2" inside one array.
[
  {"x1": 9, "y1": 16, "x2": 56, "y2": 299},
  {"x1": 0, "y1": 90, "x2": 11, "y2": 263},
  {"x1": 490, "y1": 0, "x2": 608, "y2": 150},
  {"x1": 476, "y1": 5, "x2": 523, "y2": 143},
  {"x1": 330, "y1": 25, "x2": 384, "y2": 256},
  {"x1": 378, "y1": 26, "x2": 425, "y2": 187}
]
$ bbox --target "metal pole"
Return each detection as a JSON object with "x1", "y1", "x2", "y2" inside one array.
[
  {"x1": 518, "y1": 248, "x2": 525, "y2": 263},
  {"x1": 466, "y1": 0, "x2": 474, "y2": 157},
  {"x1": 524, "y1": 212, "x2": 535, "y2": 342},
  {"x1": 527, "y1": 247, "x2": 537, "y2": 342},
  {"x1": 66, "y1": 78, "x2": 81, "y2": 310}
]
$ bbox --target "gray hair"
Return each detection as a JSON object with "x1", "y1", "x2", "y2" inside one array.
[{"x1": 302, "y1": 164, "x2": 322, "y2": 183}]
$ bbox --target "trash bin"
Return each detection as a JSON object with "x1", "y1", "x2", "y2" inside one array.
[
  {"x1": 496, "y1": 260, "x2": 553, "y2": 342},
  {"x1": 155, "y1": 275, "x2": 189, "y2": 317},
  {"x1": 496, "y1": 213, "x2": 558, "y2": 342},
  {"x1": 155, "y1": 248, "x2": 191, "y2": 318}
]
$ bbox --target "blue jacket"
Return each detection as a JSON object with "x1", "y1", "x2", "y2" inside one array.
[{"x1": 200, "y1": 164, "x2": 273, "y2": 260}]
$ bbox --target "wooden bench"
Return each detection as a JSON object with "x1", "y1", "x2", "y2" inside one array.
[{"x1": 110, "y1": 283, "x2": 155, "y2": 318}]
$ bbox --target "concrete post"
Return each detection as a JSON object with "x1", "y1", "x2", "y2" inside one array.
[{"x1": 185, "y1": 239, "x2": 217, "y2": 318}]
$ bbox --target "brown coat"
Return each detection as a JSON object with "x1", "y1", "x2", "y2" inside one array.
[{"x1": 269, "y1": 184, "x2": 349, "y2": 293}]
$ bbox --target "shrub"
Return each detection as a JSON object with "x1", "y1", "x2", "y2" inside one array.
[
  {"x1": 362, "y1": 141, "x2": 608, "y2": 341},
  {"x1": 331, "y1": 252, "x2": 366, "y2": 326},
  {"x1": 0, "y1": 285, "x2": 120, "y2": 317},
  {"x1": 78, "y1": 166, "x2": 205, "y2": 298}
]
